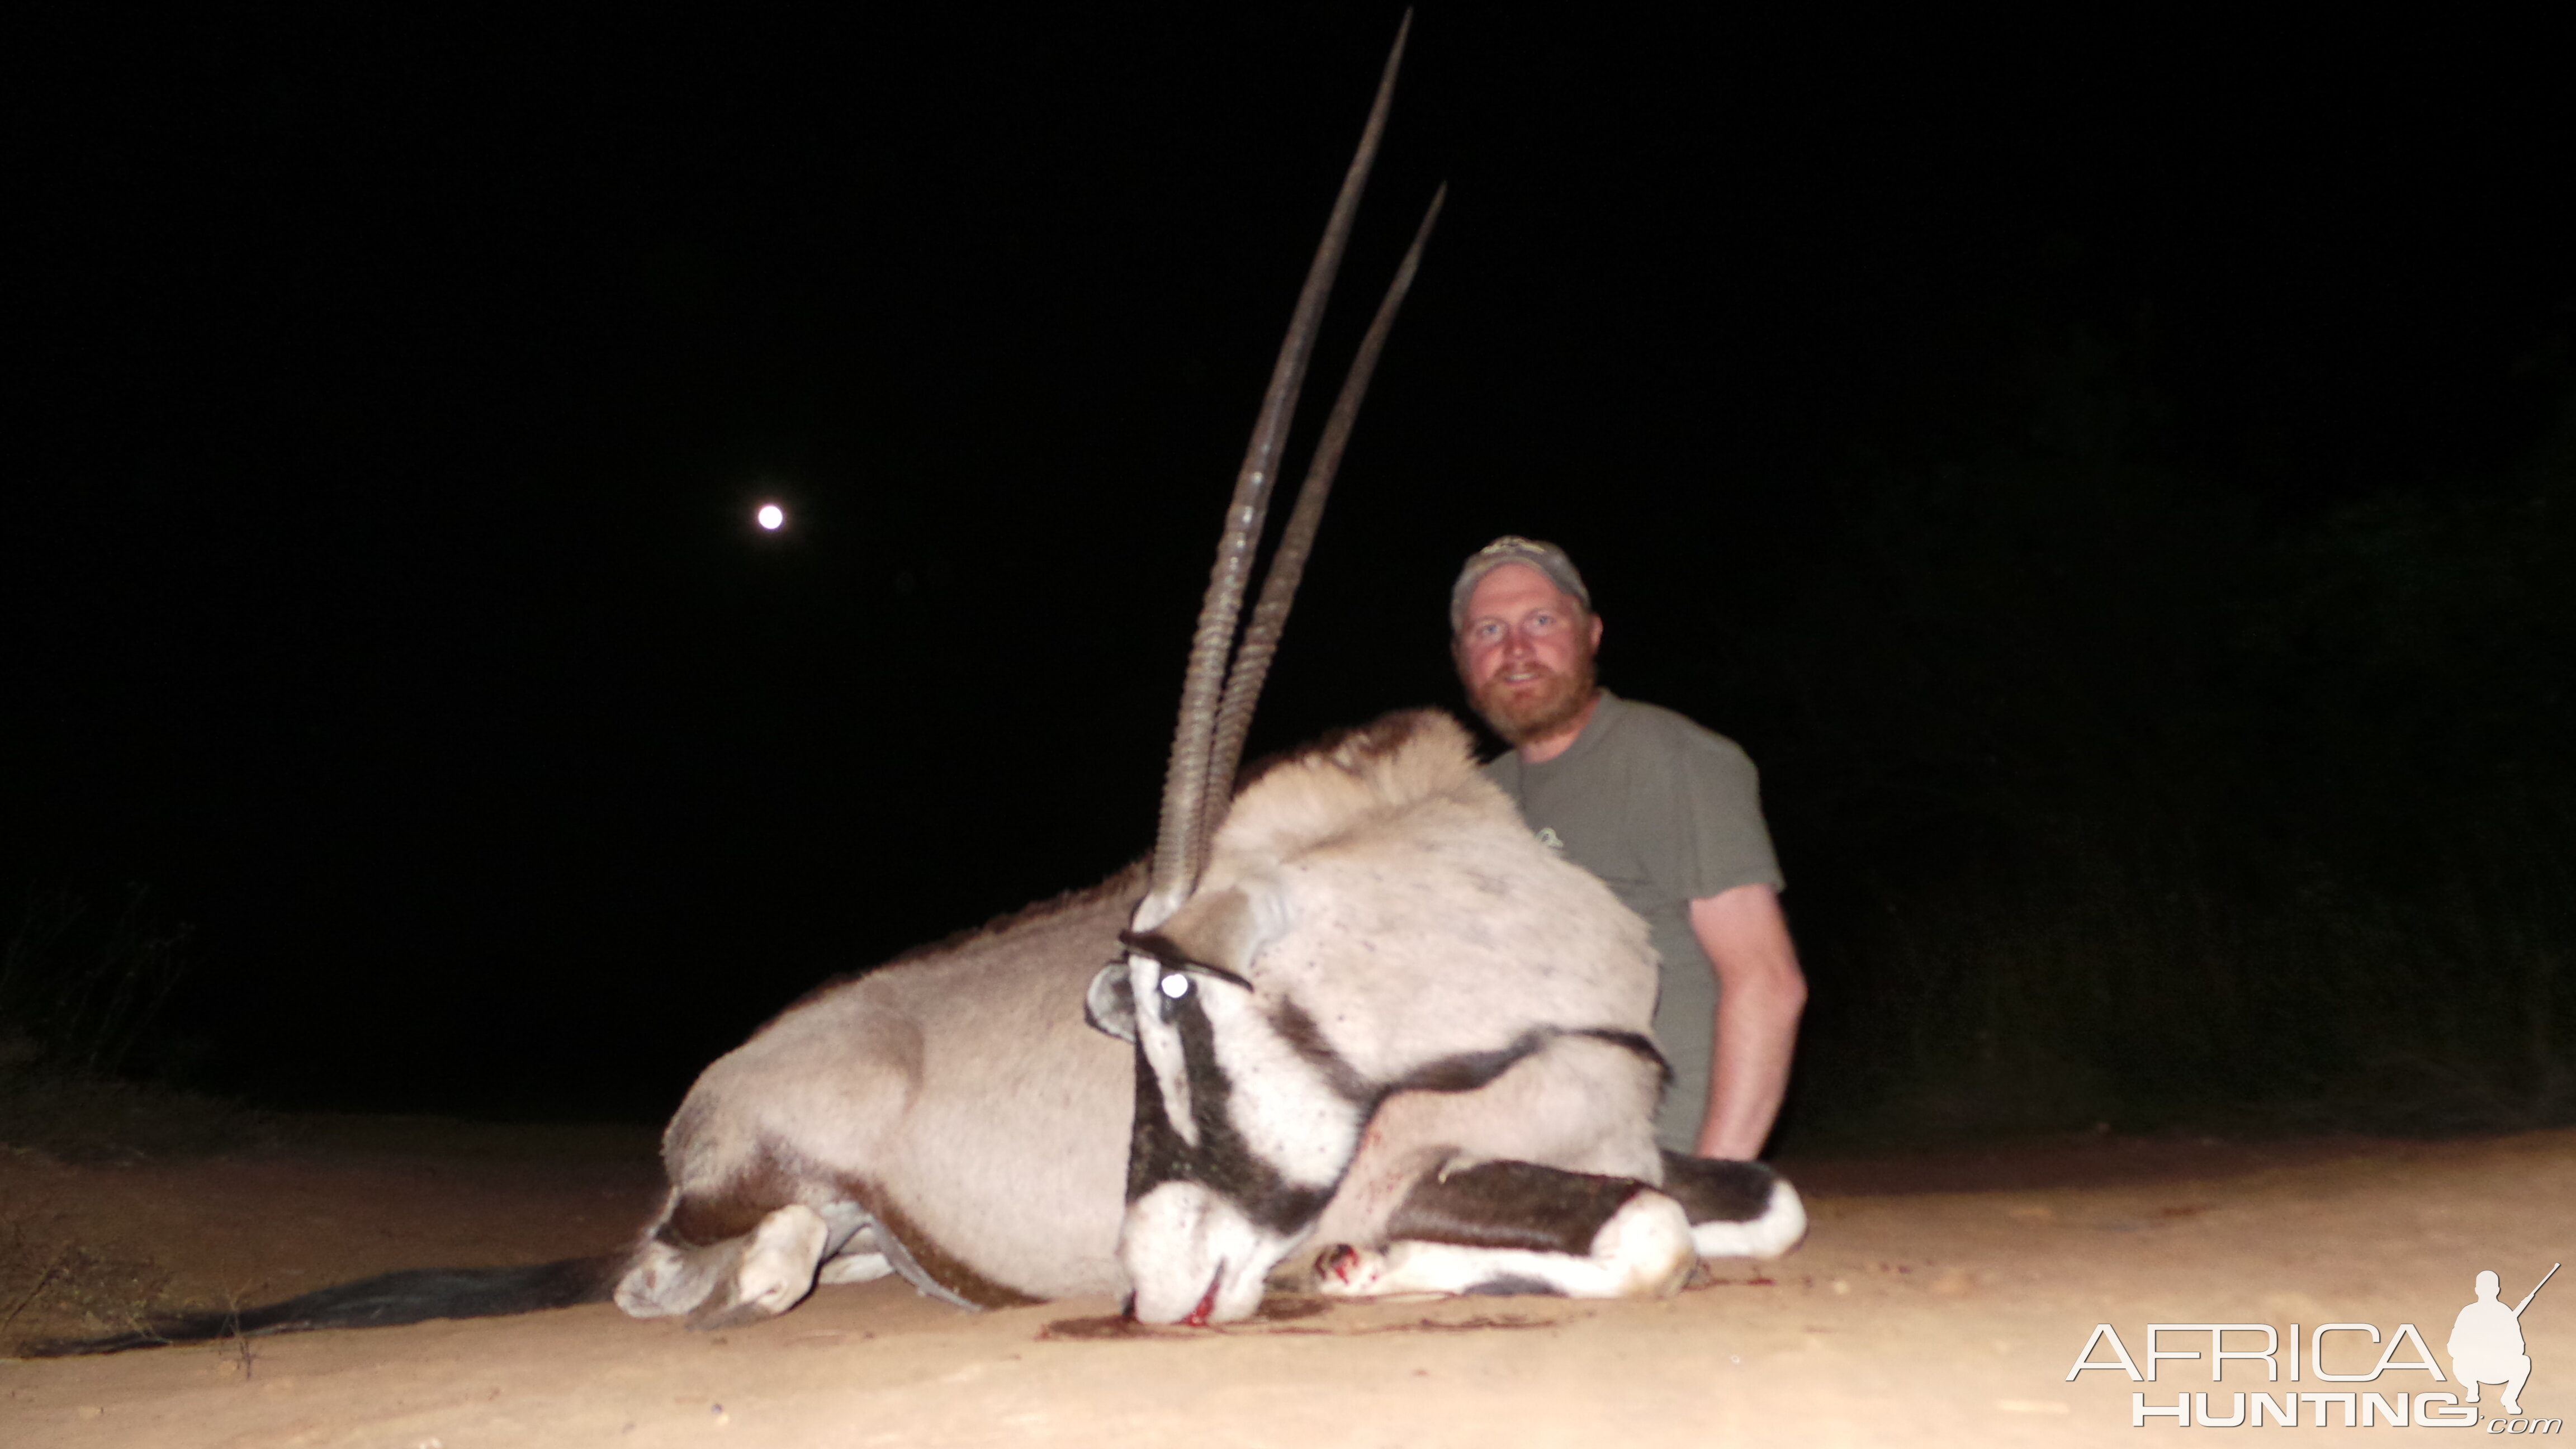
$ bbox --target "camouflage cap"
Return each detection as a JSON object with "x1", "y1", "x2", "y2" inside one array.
[{"x1": 1450, "y1": 536, "x2": 1592, "y2": 634}]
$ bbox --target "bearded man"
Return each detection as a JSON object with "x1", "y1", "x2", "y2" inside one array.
[{"x1": 1451, "y1": 537, "x2": 1807, "y2": 1160}]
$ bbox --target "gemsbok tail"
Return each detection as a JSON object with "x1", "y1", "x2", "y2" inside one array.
[{"x1": 20, "y1": 1253, "x2": 626, "y2": 1357}]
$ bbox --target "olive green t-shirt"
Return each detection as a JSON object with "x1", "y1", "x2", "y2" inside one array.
[{"x1": 1482, "y1": 690, "x2": 1784, "y2": 1152}]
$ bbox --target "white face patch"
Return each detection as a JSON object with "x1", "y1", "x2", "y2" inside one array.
[
  {"x1": 1128, "y1": 952, "x2": 1198, "y2": 1148},
  {"x1": 1199, "y1": 988, "x2": 1367, "y2": 1192}
]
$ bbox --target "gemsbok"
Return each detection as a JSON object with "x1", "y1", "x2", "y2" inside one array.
[{"x1": 28, "y1": 15, "x2": 1801, "y2": 1357}]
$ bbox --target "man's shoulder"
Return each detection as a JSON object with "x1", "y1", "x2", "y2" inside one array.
[{"x1": 1597, "y1": 693, "x2": 1756, "y2": 767}]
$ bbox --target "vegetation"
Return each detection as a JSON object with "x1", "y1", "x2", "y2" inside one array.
[
  {"x1": 1735, "y1": 362, "x2": 2575, "y2": 1145},
  {"x1": 0, "y1": 884, "x2": 268, "y2": 1162}
]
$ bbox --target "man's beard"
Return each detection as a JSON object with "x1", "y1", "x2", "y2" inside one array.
[{"x1": 1467, "y1": 651, "x2": 1598, "y2": 746}]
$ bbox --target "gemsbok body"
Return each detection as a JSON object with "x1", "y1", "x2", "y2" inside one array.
[{"x1": 26, "y1": 18, "x2": 1801, "y2": 1358}]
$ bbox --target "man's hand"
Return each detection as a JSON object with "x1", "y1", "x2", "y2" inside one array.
[{"x1": 1689, "y1": 884, "x2": 1806, "y2": 1160}]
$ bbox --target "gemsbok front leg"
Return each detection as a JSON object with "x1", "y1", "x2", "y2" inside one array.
[
  {"x1": 1310, "y1": 1155, "x2": 1803, "y2": 1302},
  {"x1": 1661, "y1": 1151, "x2": 1809, "y2": 1262},
  {"x1": 1314, "y1": 1161, "x2": 1696, "y2": 1300}
]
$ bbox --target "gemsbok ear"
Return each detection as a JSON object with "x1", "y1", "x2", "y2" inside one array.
[
  {"x1": 1152, "y1": 883, "x2": 1282, "y2": 982},
  {"x1": 1085, "y1": 961, "x2": 1139, "y2": 1041}
]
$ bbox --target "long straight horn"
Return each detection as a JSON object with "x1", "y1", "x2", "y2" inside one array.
[
  {"x1": 1141, "y1": 14, "x2": 1411, "y2": 927},
  {"x1": 1197, "y1": 184, "x2": 1447, "y2": 851}
]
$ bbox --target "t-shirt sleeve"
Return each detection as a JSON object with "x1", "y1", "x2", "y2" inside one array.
[{"x1": 1643, "y1": 723, "x2": 1785, "y2": 901}]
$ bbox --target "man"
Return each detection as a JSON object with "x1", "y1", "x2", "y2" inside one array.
[{"x1": 1451, "y1": 537, "x2": 1806, "y2": 1160}]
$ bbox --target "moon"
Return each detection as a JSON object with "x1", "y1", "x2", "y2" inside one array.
[{"x1": 755, "y1": 503, "x2": 785, "y2": 532}]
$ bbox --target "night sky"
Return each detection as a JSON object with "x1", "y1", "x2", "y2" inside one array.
[{"x1": 9, "y1": 11, "x2": 2571, "y2": 1126}]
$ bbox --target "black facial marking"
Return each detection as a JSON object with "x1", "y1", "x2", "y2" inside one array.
[
  {"x1": 1123, "y1": 985, "x2": 1333, "y2": 1237},
  {"x1": 1124, "y1": 994, "x2": 1666, "y2": 1246},
  {"x1": 1124, "y1": 1038, "x2": 1188, "y2": 1204},
  {"x1": 1265, "y1": 997, "x2": 1376, "y2": 1105}
]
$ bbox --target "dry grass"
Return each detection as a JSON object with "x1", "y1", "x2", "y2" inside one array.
[{"x1": 0, "y1": 1196, "x2": 179, "y2": 1352}]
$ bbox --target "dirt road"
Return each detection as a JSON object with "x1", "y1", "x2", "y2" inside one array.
[{"x1": 6, "y1": 1119, "x2": 2569, "y2": 1446}]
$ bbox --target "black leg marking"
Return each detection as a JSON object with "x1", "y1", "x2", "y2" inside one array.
[
  {"x1": 1658, "y1": 1150, "x2": 1780, "y2": 1224},
  {"x1": 1464, "y1": 1274, "x2": 1564, "y2": 1298},
  {"x1": 1385, "y1": 1159, "x2": 1649, "y2": 1256}
]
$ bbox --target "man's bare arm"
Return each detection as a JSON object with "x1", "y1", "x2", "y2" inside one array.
[{"x1": 1689, "y1": 883, "x2": 1807, "y2": 1160}]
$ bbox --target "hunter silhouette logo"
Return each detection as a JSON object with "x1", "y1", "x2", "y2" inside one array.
[
  {"x1": 2454, "y1": 1263, "x2": 2555, "y2": 1417},
  {"x1": 2066, "y1": 1261, "x2": 2560, "y2": 1429}
]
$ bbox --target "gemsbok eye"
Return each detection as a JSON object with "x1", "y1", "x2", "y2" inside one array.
[{"x1": 1159, "y1": 972, "x2": 1191, "y2": 1001}]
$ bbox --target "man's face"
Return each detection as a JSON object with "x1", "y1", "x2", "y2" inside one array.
[{"x1": 1454, "y1": 562, "x2": 1602, "y2": 745}]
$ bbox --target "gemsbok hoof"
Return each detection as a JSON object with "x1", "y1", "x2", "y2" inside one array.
[{"x1": 1315, "y1": 1243, "x2": 1384, "y2": 1294}]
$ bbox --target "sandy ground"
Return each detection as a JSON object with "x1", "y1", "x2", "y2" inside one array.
[{"x1": 3, "y1": 1118, "x2": 2570, "y2": 1447}]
